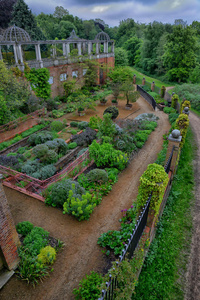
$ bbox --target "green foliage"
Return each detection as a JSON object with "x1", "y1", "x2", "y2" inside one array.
[
  {"x1": 108, "y1": 66, "x2": 133, "y2": 83},
  {"x1": 50, "y1": 120, "x2": 65, "y2": 132},
  {"x1": 168, "y1": 113, "x2": 179, "y2": 125},
  {"x1": 133, "y1": 128, "x2": 194, "y2": 299},
  {"x1": 77, "y1": 121, "x2": 89, "y2": 130},
  {"x1": 160, "y1": 85, "x2": 166, "y2": 98},
  {"x1": 63, "y1": 79, "x2": 76, "y2": 97},
  {"x1": 73, "y1": 271, "x2": 103, "y2": 300},
  {"x1": 103, "y1": 106, "x2": 119, "y2": 119},
  {"x1": 33, "y1": 144, "x2": 49, "y2": 158},
  {"x1": 68, "y1": 142, "x2": 77, "y2": 149},
  {"x1": 23, "y1": 227, "x2": 49, "y2": 256},
  {"x1": 171, "y1": 94, "x2": 179, "y2": 109},
  {"x1": 70, "y1": 121, "x2": 78, "y2": 127},
  {"x1": 86, "y1": 168, "x2": 108, "y2": 183},
  {"x1": 114, "y1": 47, "x2": 129, "y2": 66},
  {"x1": 163, "y1": 107, "x2": 176, "y2": 114},
  {"x1": 89, "y1": 140, "x2": 128, "y2": 171},
  {"x1": 44, "y1": 179, "x2": 85, "y2": 208},
  {"x1": 37, "y1": 246, "x2": 56, "y2": 265},
  {"x1": 63, "y1": 187, "x2": 96, "y2": 221},
  {"x1": 28, "y1": 131, "x2": 54, "y2": 146},
  {"x1": 97, "y1": 113, "x2": 117, "y2": 140},
  {"x1": 173, "y1": 83, "x2": 200, "y2": 112},
  {"x1": 136, "y1": 163, "x2": 169, "y2": 215},
  {"x1": 88, "y1": 116, "x2": 102, "y2": 129},
  {"x1": 16, "y1": 221, "x2": 34, "y2": 236},
  {"x1": 181, "y1": 99, "x2": 191, "y2": 113},
  {"x1": 25, "y1": 68, "x2": 51, "y2": 99},
  {"x1": 175, "y1": 113, "x2": 189, "y2": 147},
  {"x1": 77, "y1": 148, "x2": 88, "y2": 157}
]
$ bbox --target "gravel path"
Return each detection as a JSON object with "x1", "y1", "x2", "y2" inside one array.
[{"x1": 0, "y1": 97, "x2": 170, "y2": 300}]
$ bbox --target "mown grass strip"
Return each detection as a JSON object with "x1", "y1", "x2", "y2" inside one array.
[{"x1": 132, "y1": 127, "x2": 195, "y2": 300}]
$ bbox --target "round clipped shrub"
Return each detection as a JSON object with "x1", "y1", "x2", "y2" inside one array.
[
  {"x1": 33, "y1": 144, "x2": 49, "y2": 158},
  {"x1": 44, "y1": 179, "x2": 86, "y2": 208},
  {"x1": 68, "y1": 142, "x2": 77, "y2": 149},
  {"x1": 86, "y1": 169, "x2": 108, "y2": 183},
  {"x1": 39, "y1": 165, "x2": 56, "y2": 180},
  {"x1": 45, "y1": 140, "x2": 58, "y2": 151},
  {"x1": 37, "y1": 246, "x2": 56, "y2": 265},
  {"x1": 50, "y1": 120, "x2": 65, "y2": 132},
  {"x1": 28, "y1": 131, "x2": 54, "y2": 146},
  {"x1": 77, "y1": 121, "x2": 89, "y2": 130},
  {"x1": 41, "y1": 150, "x2": 57, "y2": 164},
  {"x1": 70, "y1": 121, "x2": 78, "y2": 127},
  {"x1": 71, "y1": 127, "x2": 97, "y2": 146},
  {"x1": 21, "y1": 160, "x2": 40, "y2": 176},
  {"x1": 103, "y1": 106, "x2": 119, "y2": 119},
  {"x1": 16, "y1": 221, "x2": 34, "y2": 236},
  {"x1": 171, "y1": 94, "x2": 179, "y2": 109}
]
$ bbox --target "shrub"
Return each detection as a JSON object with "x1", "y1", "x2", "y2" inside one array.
[
  {"x1": 160, "y1": 85, "x2": 166, "y2": 98},
  {"x1": 181, "y1": 99, "x2": 191, "y2": 113},
  {"x1": 7, "y1": 152, "x2": 18, "y2": 157},
  {"x1": 70, "y1": 121, "x2": 78, "y2": 127},
  {"x1": 44, "y1": 179, "x2": 86, "y2": 208},
  {"x1": 89, "y1": 140, "x2": 128, "y2": 171},
  {"x1": 0, "y1": 154, "x2": 21, "y2": 170},
  {"x1": 63, "y1": 187, "x2": 96, "y2": 221},
  {"x1": 175, "y1": 113, "x2": 189, "y2": 147},
  {"x1": 71, "y1": 127, "x2": 97, "y2": 147},
  {"x1": 46, "y1": 98, "x2": 59, "y2": 111},
  {"x1": 169, "y1": 113, "x2": 179, "y2": 125},
  {"x1": 68, "y1": 142, "x2": 77, "y2": 149},
  {"x1": 21, "y1": 160, "x2": 41, "y2": 176},
  {"x1": 163, "y1": 107, "x2": 176, "y2": 114},
  {"x1": 33, "y1": 144, "x2": 49, "y2": 158},
  {"x1": 45, "y1": 138, "x2": 68, "y2": 155},
  {"x1": 97, "y1": 113, "x2": 117, "y2": 140},
  {"x1": 86, "y1": 169, "x2": 108, "y2": 183},
  {"x1": 28, "y1": 131, "x2": 54, "y2": 146},
  {"x1": 50, "y1": 120, "x2": 65, "y2": 132},
  {"x1": 37, "y1": 246, "x2": 56, "y2": 265},
  {"x1": 88, "y1": 116, "x2": 102, "y2": 129},
  {"x1": 39, "y1": 165, "x2": 56, "y2": 180},
  {"x1": 73, "y1": 271, "x2": 103, "y2": 299},
  {"x1": 136, "y1": 163, "x2": 169, "y2": 215},
  {"x1": 16, "y1": 221, "x2": 34, "y2": 236},
  {"x1": 23, "y1": 227, "x2": 49, "y2": 256},
  {"x1": 171, "y1": 94, "x2": 179, "y2": 109},
  {"x1": 103, "y1": 106, "x2": 119, "y2": 119},
  {"x1": 77, "y1": 121, "x2": 89, "y2": 130},
  {"x1": 135, "y1": 130, "x2": 149, "y2": 143}
]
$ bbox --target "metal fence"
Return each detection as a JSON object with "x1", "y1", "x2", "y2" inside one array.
[
  {"x1": 98, "y1": 146, "x2": 174, "y2": 300},
  {"x1": 137, "y1": 85, "x2": 157, "y2": 110}
]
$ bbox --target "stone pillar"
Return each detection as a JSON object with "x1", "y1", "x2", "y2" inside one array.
[
  {"x1": 82, "y1": 42, "x2": 86, "y2": 54},
  {"x1": 52, "y1": 44, "x2": 56, "y2": 58},
  {"x1": 151, "y1": 81, "x2": 155, "y2": 91},
  {"x1": 63, "y1": 43, "x2": 66, "y2": 56},
  {"x1": 77, "y1": 42, "x2": 82, "y2": 56},
  {"x1": 142, "y1": 77, "x2": 145, "y2": 85},
  {"x1": 13, "y1": 44, "x2": 19, "y2": 65},
  {"x1": 165, "y1": 130, "x2": 182, "y2": 174},
  {"x1": 0, "y1": 46, "x2": 3, "y2": 60},
  {"x1": 17, "y1": 44, "x2": 24, "y2": 71},
  {"x1": 104, "y1": 41, "x2": 108, "y2": 53},
  {"x1": 66, "y1": 43, "x2": 70, "y2": 56},
  {"x1": 35, "y1": 43, "x2": 43, "y2": 68},
  {"x1": 111, "y1": 42, "x2": 114, "y2": 53},
  {"x1": 96, "y1": 43, "x2": 99, "y2": 55},
  {"x1": 88, "y1": 42, "x2": 92, "y2": 55},
  {"x1": 133, "y1": 74, "x2": 136, "y2": 84},
  {"x1": 0, "y1": 174, "x2": 20, "y2": 270}
]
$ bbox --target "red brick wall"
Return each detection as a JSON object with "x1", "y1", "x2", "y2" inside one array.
[
  {"x1": 47, "y1": 56, "x2": 115, "y2": 98},
  {"x1": 0, "y1": 181, "x2": 20, "y2": 270}
]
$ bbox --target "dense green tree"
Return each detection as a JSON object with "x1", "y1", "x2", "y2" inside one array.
[
  {"x1": 0, "y1": 0, "x2": 17, "y2": 28},
  {"x1": 114, "y1": 48, "x2": 129, "y2": 66},
  {"x1": 53, "y1": 6, "x2": 69, "y2": 19},
  {"x1": 163, "y1": 25, "x2": 198, "y2": 82},
  {"x1": 11, "y1": 0, "x2": 45, "y2": 40},
  {"x1": 59, "y1": 21, "x2": 77, "y2": 39},
  {"x1": 124, "y1": 36, "x2": 142, "y2": 65}
]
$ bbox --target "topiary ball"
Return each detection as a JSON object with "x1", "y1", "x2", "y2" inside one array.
[{"x1": 103, "y1": 106, "x2": 119, "y2": 119}]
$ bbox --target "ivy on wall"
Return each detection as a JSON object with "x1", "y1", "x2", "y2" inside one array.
[{"x1": 25, "y1": 67, "x2": 51, "y2": 99}]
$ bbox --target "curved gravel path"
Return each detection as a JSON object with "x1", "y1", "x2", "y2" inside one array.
[{"x1": 0, "y1": 97, "x2": 170, "y2": 300}]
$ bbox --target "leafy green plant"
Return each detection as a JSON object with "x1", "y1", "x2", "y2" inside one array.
[
  {"x1": 88, "y1": 116, "x2": 102, "y2": 129},
  {"x1": 68, "y1": 142, "x2": 77, "y2": 149},
  {"x1": 163, "y1": 107, "x2": 176, "y2": 114},
  {"x1": 86, "y1": 169, "x2": 108, "y2": 183},
  {"x1": 70, "y1": 121, "x2": 78, "y2": 127},
  {"x1": 37, "y1": 246, "x2": 56, "y2": 265},
  {"x1": 73, "y1": 271, "x2": 103, "y2": 300},
  {"x1": 103, "y1": 106, "x2": 119, "y2": 119},
  {"x1": 50, "y1": 120, "x2": 65, "y2": 132},
  {"x1": 16, "y1": 221, "x2": 34, "y2": 236}
]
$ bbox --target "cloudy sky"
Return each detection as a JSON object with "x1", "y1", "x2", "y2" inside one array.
[{"x1": 26, "y1": 0, "x2": 200, "y2": 27}]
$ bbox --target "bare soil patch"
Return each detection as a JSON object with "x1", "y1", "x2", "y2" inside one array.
[{"x1": 0, "y1": 97, "x2": 170, "y2": 300}]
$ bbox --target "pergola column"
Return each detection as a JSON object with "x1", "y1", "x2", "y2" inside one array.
[
  {"x1": 88, "y1": 42, "x2": 92, "y2": 55},
  {"x1": 62, "y1": 43, "x2": 66, "y2": 56},
  {"x1": 77, "y1": 42, "x2": 82, "y2": 56},
  {"x1": 35, "y1": 43, "x2": 43, "y2": 68},
  {"x1": 111, "y1": 42, "x2": 114, "y2": 53},
  {"x1": 96, "y1": 42, "x2": 99, "y2": 54},
  {"x1": 52, "y1": 44, "x2": 56, "y2": 58},
  {"x1": 17, "y1": 44, "x2": 23, "y2": 63},
  {"x1": 66, "y1": 43, "x2": 70, "y2": 56},
  {"x1": 82, "y1": 42, "x2": 86, "y2": 54},
  {"x1": 0, "y1": 46, "x2": 3, "y2": 60},
  {"x1": 13, "y1": 44, "x2": 19, "y2": 65},
  {"x1": 104, "y1": 41, "x2": 108, "y2": 53}
]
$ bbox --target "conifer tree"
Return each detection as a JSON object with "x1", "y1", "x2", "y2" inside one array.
[{"x1": 11, "y1": 0, "x2": 45, "y2": 40}]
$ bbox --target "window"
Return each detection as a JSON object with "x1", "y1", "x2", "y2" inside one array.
[
  {"x1": 83, "y1": 69, "x2": 87, "y2": 76},
  {"x1": 48, "y1": 76, "x2": 54, "y2": 85},
  {"x1": 60, "y1": 73, "x2": 67, "y2": 81},
  {"x1": 72, "y1": 70, "x2": 78, "y2": 78}
]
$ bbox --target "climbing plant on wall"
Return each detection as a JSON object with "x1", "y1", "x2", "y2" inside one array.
[{"x1": 25, "y1": 67, "x2": 51, "y2": 99}]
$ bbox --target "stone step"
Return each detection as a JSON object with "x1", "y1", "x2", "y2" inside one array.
[{"x1": 0, "y1": 269, "x2": 14, "y2": 290}]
